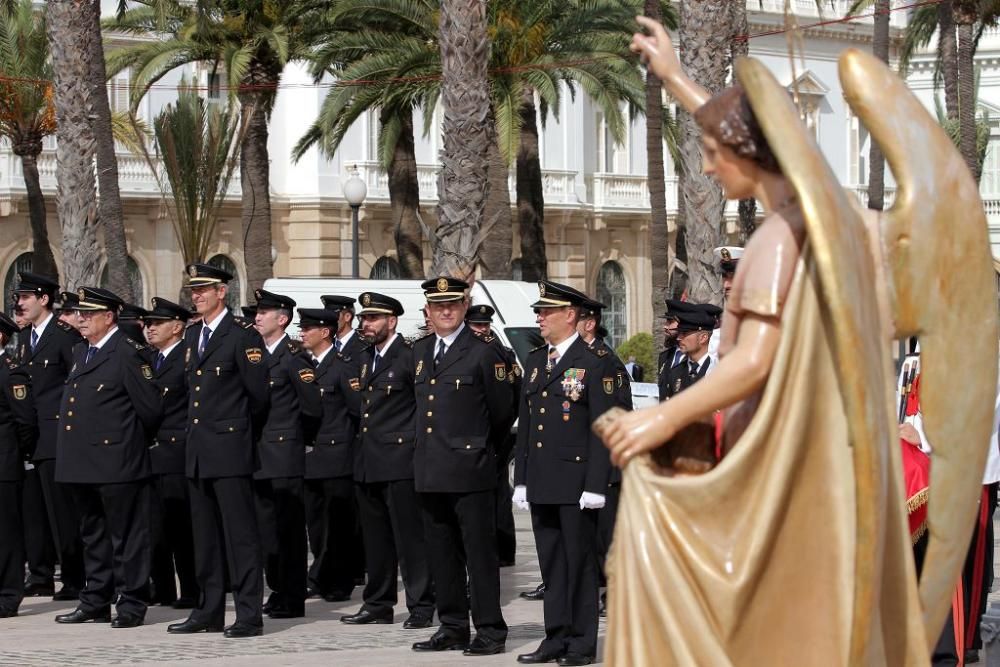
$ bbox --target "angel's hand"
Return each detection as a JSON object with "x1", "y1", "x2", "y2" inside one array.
[
  {"x1": 597, "y1": 405, "x2": 678, "y2": 468},
  {"x1": 631, "y1": 16, "x2": 682, "y2": 83}
]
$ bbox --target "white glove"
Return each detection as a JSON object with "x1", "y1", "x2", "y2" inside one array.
[
  {"x1": 512, "y1": 485, "x2": 529, "y2": 510},
  {"x1": 579, "y1": 491, "x2": 606, "y2": 510}
]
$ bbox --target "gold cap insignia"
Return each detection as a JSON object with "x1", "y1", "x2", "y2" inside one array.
[
  {"x1": 480, "y1": 306, "x2": 487, "y2": 314},
  {"x1": 188, "y1": 265, "x2": 198, "y2": 277},
  {"x1": 538, "y1": 282, "x2": 546, "y2": 297},
  {"x1": 721, "y1": 248, "x2": 732, "y2": 261},
  {"x1": 362, "y1": 293, "x2": 371, "y2": 307},
  {"x1": 77, "y1": 288, "x2": 86, "y2": 299},
  {"x1": 436, "y1": 278, "x2": 448, "y2": 292}
]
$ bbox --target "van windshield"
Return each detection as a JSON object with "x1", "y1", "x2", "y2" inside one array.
[{"x1": 504, "y1": 327, "x2": 544, "y2": 368}]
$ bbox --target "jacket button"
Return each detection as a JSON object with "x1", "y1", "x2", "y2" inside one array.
[
  {"x1": 73, "y1": 383, "x2": 77, "y2": 389},
  {"x1": 398, "y1": 438, "x2": 403, "y2": 444},
  {"x1": 269, "y1": 380, "x2": 274, "y2": 386},
  {"x1": 466, "y1": 444, "x2": 471, "y2": 449},
  {"x1": 426, "y1": 411, "x2": 433, "y2": 417},
  {"x1": 193, "y1": 401, "x2": 199, "y2": 408},
  {"x1": 279, "y1": 436, "x2": 284, "y2": 441},
  {"x1": 104, "y1": 439, "x2": 110, "y2": 445},
  {"x1": 193, "y1": 418, "x2": 199, "y2": 424},
  {"x1": 537, "y1": 425, "x2": 543, "y2": 431},
  {"x1": 229, "y1": 427, "x2": 234, "y2": 432},
  {"x1": 430, "y1": 379, "x2": 436, "y2": 385},
  {"x1": 536, "y1": 442, "x2": 542, "y2": 448},
  {"x1": 65, "y1": 425, "x2": 71, "y2": 431},
  {"x1": 539, "y1": 408, "x2": 545, "y2": 414},
  {"x1": 171, "y1": 437, "x2": 176, "y2": 443},
  {"x1": 368, "y1": 386, "x2": 372, "y2": 391},
  {"x1": 541, "y1": 391, "x2": 548, "y2": 397},
  {"x1": 331, "y1": 439, "x2": 336, "y2": 444},
  {"x1": 575, "y1": 456, "x2": 581, "y2": 461},
  {"x1": 428, "y1": 395, "x2": 434, "y2": 401},
  {"x1": 67, "y1": 411, "x2": 73, "y2": 417},
  {"x1": 69, "y1": 397, "x2": 75, "y2": 403},
  {"x1": 426, "y1": 427, "x2": 432, "y2": 434},
  {"x1": 363, "y1": 427, "x2": 367, "y2": 433},
  {"x1": 196, "y1": 370, "x2": 202, "y2": 376},
  {"x1": 195, "y1": 386, "x2": 200, "y2": 392},
  {"x1": 363, "y1": 413, "x2": 369, "y2": 418}
]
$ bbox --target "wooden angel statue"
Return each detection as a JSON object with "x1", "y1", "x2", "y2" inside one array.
[{"x1": 594, "y1": 17, "x2": 998, "y2": 666}]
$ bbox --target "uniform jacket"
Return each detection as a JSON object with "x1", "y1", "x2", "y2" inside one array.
[
  {"x1": 19, "y1": 317, "x2": 81, "y2": 461},
  {"x1": 183, "y1": 312, "x2": 271, "y2": 479},
  {"x1": 661, "y1": 355, "x2": 712, "y2": 401},
  {"x1": 0, "y1": 355, "x2": 36, "y2": 482},
  {"x1": 56, "y1": 330, "x2": 163, "y2": 484},
  {"x1": 150, "y1": 341, "x2": 189, "y2": 476},
  {"x1": 657, "y1": 345, "x2": 681, "y2": 402},
  {"x1": 412, "y1": 326, "x2": 514, "y2": 493},
  {"x1": 593, "y1": 338, "x2": 632, "y2": 486},
  {"x1": 354, "y1": 336, "x2": 417, "y2": 484},
  {"x1": 256, "y1": 336, "x2": 322, "y2": 480},
  {"x1": 514, "y1": 336, "x2": 618, "y2": 504},
  {"x1": 307, "y1": 347, "x2": 361, "y2": 480}
]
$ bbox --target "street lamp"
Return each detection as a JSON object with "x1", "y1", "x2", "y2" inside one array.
[{"x1": 343, "y1": 166, "x2": 368, "y2": 279}]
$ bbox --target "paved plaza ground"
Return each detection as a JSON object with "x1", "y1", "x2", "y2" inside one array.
[{"x1": 0, "y1": 511, "x2": 605, "y2": 666}]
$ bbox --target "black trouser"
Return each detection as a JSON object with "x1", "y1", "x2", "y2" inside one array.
[
  {"x1": 188, "y1": 476, "x2": 262, "y2": 627},
  {"x1": 530, "y1": 503, "x2": 600, "y2": 658},
  {"x1": 355, "y1": 479, "x2": 434, "y2": 618},
  {"x1": 255, "y1": 477, "x2": 307, "y2": 614},
  {"x1": 36, "y1": 459, "x2": 84, "y2": 590},
  {"x1": 304, "y1": 477, "x2": 356, "y2": 598},
  {"x1": 420, "y1": 490, "x2": 506, "y2": 641},
  {"x1": 0, "y1": 481, "x2": 24, "y2": 612},
  {"x1": 22, "y1": 466, "x2": 55, "y2": 586},
  {"x1": 932, "y1": 482, "x2": 999, "y2": 665},
  {"x1": 150, "y1": 474, "x2": 198, "y2": 604},
  {"x1": 70, "y1": 481, "x2": 152, "y2": 618},
  {"x1": 596, "y1": 482, "x2": 621, "y2": 586},
  {"x1": 495, "y1": 441, "x2": 516, "y2": 564}
]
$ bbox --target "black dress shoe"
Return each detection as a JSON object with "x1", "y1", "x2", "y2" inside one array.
[
  {"x1": 0, "y1": 608, "x2": 18, "y2": 618},
  {"x1": 267, "y1": 606, "x2": 304, "y2": 619},
  {"x1": 55, "y1": 607, "x2": 111, "y2": 624},
  {"x1": 519, "y1": 583, "x2": 546, "y2": 601},
  {"x1": 262, "y1": 595, "x2": 277, "y2": 615},
  {"x1": 166, "y1": 618, "x2": 224, "y2": 634},
  {"x1": 412, "y1": 631, "x2": 470, "y2": 652},
  {"x1": 341, "y1": 609, "x2": 392, "y2": 625},
  {"x1": 463, "y1": 635, "x2": 506, "y2": 656},
  {"x1": 52, "y1": 586, "x2": 80, "y2": 602},
  {"x1": 224, "y1": 622, "x2": 263, "y2": 638},
  {"x1": 557, "y1": 654, "x2": 593, "y2": 666},
  {"x1": 965, "y1": 649, "x2": 981, "y2": 664},
  {"x1": 23, "y1": 581, "x2": 54, "y2": 597},
  {"x1": 172, "y1": 597, "x2": 196, "y2": 610},
  {"x1": 517, "y1": 647, "x2": 565, "y2": 664},
  {"x1": 402, "y1": 613, "x2": 432, "y2": 629},
  {"x1": 110, "y1": 613, "x2": 144, "y2": 628}
]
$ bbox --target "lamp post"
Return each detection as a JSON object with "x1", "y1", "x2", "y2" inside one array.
[{"x1": 343, "y1": 166, "x2": 368, "y2": 279}]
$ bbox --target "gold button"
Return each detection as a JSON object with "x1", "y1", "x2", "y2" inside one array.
[
  {"x1": 426, "y1": 411, "x2": 433, "y2": 417},
  {"x1": 363, "y1": 413, "x2": 369, "y2": 418},
  {"x1": 426, "y1": 427, "x2": 432, "y2": 434},
  {"x1": 170, "y1": 437, "x2": 176, "y2": 442},
  {"x1": 193, "y1": 418, "x2": 199, "y2": 424},
  {"x1": 363, "y1": 427, "x2": 368, "y2": 433},
  {"x1": 429, "y1": 395, "x2": 434, "y2": 401},
  {"x1": 69, "y1": 397, "x2": 75, "y2": 403},
  {"x1": 542, "y1": 391, "x2": 547, "y2": 397},
  {"x1": 195, "y1": 386, "x2": 200, "y2": 392},
  {"x1": 279, "y1": 436, "x2": 284, "y2": 441},
  {"x1": 430, "y1": 379, "x2": 436, "y2": 385},
  {"x1": 397, "y1": 438, "x2": 403, "y2": 444},
  {"x1": 269, "y1": 380, "x2": 274, "y2": 386},
  {"x1": 575, "y1": 456, "x2": 581, "y2": 461},
  {"x1": 368, "y1": 385, "x2": 372, "y2": 391},
  {"x1": 193, "y1": 401, "x2": 199, "y2": 407},
  {"x1": 536, "y1": 442, "x2": 542, "y2": 448},
  {"x1": 65, "y1": 425, "x2": 71, "y2": 431},
  {"x1": 229, "y1": 427, "x2": 234, "y2": 432},
  {"x1": 466, "y1": 444, "x2": 471, "y2": 449},
  {"x1": 196, "y1": 370, "x2": 202, "y2": 376},
  {"x1": 103, "y1": 439, "x2": 109, "y2": 445},
  {"x1": 539, "y1": 408, "x2": 545, "y2": 414},
  {"x1": 73, "y1": 383, "x2": 77, "y2": 389},
  {"x1": 67, "y1": 411, "x2": 73, "y2": 417},
  {"x1": 331, "y1": 439, "x2": 336, "y2": 444},
  {"x1": 538, "y1": 425, "x2": 543, "y2": 431}
]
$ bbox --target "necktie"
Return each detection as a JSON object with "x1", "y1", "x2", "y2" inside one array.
[
  {"x1": 546, "y1": 347, "x2": 559, "y2": 375},
  {"x1": 335, "y1": 339, "x2": 342, "y2": 353},
  {"x1": 85, "y1": 346, "x2": 98, "y2": 365},
  {"x1": 688, "y1": 360, "x2": 700, "y2": 378},
  {"x1": 30, "y1": 329, "x2": 38, "y2": 352},
  {"x1": 672, "y1": 349, "x2": 683, "y2": 368},
  {"x1": 434, "y1": 339, "x2": 446, "y2": 366},
  {"x1": 155, "y1": 352, "x2": 166, "y2": 371},
  {"x1": 372, "y1": 351, "x2": 381, "y2": 374},
  {"x1": 199, "y1": 326, "x2": 211, "y2": 356}
]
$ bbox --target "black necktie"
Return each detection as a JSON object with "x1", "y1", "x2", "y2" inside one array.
[
  {"x1": 155, "y1": 352, "x2": 166, "y2": 371},
  {"x1": 688, "y1": 360, "x2": 699, "y2": 378},
  {"x1": 85, "y1": 346, "x2": 98, "y2": 365},
  {"x1": 372, "y1": 351, "x2": 381, "y2": 374},
  {"x1": 434, "y1": 339, "x2": 446, "y2": 366},
  {"x1": 335, "y1": 339, "x2": 342, "y2": 353}
]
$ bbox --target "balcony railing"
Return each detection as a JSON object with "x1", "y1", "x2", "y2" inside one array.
[{"x1": 751, "y1": 0, "x2": 907, "y2": 28}]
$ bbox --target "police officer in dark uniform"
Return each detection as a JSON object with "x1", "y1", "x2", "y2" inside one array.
[
  {"x1": 53, "y1": 287, "x2": 163, "y2": 628},
  {"x1": 296, "y1": 308, "x2": 362, "y2": 608},
  {"x1": 342, "y1": 293, "x2": 435, "y2": 628},
  {"x1": 118, "y1": 304, "x2": 149, "y2": 346},
  {"x1": 0, "y1": 313, "x2": 36, "y2": 618},
  {"x1": 513, "y1": 281, "x2": 618, "y2": 667},
  {"x1": 167, "y1": 264, "x2": 270, "y2": 638},
  {"x1": 465, "y1": 304, "x2": 520, "y2": 567},
  {"x1": 57, "y1": 291, "x2": 81, "y2": 330},
  {"x1": 411, "y1": 277, "x2": 513, "y2": 657},
  {"x1": 252, "y1": 289, "x2": 321, "y2": 620},
  {"x1": 13, "y1": 272, "x2": 85, "y2": 601},
  {"x1": 661, "y1": 309, "x2": 716, "y2": 400},
  {"x1": 142, "y1": 298, "x2": 199, "y2": 609}
]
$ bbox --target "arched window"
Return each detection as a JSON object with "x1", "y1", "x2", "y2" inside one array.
[
  {"x1": 100, "y1": 256, "x2": 144, "y2": 305},
  {"x1": 370, "y1": 256, "x2": 402, "y2": 280},
  {"x1": 596, "y1": 261, "x2": 627, "y2": 349},
  {"x1": 208, "y1": 254, "x2": 241, "y2": 312},
  {"x1": 511, "y1": 258, "x2": 524, "y2": 282},
  {"x1": 3, "y1": 252, "x2": 33, "y2": 317}
]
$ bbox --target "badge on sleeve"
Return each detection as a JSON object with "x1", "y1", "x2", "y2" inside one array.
[
  {"x1": 141, "y1": 364, "x2": 153, "y2": 380},
  {"x1": 529, "y1": 367, "x2": 538, "y2": 384},
  {"x1": 603, "y1": 377, "x2": 614, "y2": 395},
  {"x1": 416, "y1": 360, "x2": 424, "y2": 377},
  {"x1": 494, "y1": 363, "x2": 506, "y2": 381},
  {"x1": 349, "y1": 378, "x2": 361, "y2": 391},
  {"x1": 298, "y1": 368, "x2": 316, "y2": 383},
  {"x1": 12, "y1": 385, "x2": 26, "y2": 400},
  {"x1": 245, "y1": 348, "x2": 263, "y2": 364},
  {"x1": 360, "y1": 363, "x2": 368, "y2": 380}
]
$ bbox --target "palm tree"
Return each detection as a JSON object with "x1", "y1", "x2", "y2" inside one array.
[
  {"x1": 732, "y1": 1, "x2": 758, "y2": 239},
  {"x1": 867, "y1": 0, "x2": 890, "y2": 211},
  {"x1": 0, "y1": 0, "x2": 57, "y2": 280},
  {"x1": 107, "y1": 0, "x2": 327, "y2": 293}
]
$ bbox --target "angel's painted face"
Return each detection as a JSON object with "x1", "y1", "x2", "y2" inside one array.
[{"x1": 702, "y1": 134, "x2": 757, "y2": 201}]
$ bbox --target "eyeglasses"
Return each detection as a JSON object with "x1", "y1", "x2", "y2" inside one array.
[{"x1": 533, "y1": 307, "x2": 565, "y2": 317}]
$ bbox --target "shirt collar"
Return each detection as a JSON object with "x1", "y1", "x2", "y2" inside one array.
[
  {"x1": 158, "y1": 339, "x2": 183, "y2": 359},
  {"x1": 32, "y1": 312, "x2": 53, "y2": 338},
  {"x1": 337, "y1": 328, "x2": 354, "y2": 349},
  {"x1": 435, "y1": 322, "x2": 466, "y2": 349},
  {"x1": 313, "y1": 342, "x2": 334, "y2": 366},
  {"x1": 375, "y1": 333, "x2": 398, "y2": 356},
  {"x1": 550, "y1": 332, "x2": 579, "y2": 359},
  {"x1": 89, "y1": 326, "x2": 119, "y2": 351},
  {"x1": 202, "y1": 308, "x2": 228, "y2": 334},
  {"x1": 265, "y1": 334, "x2": 286, "y2": 355}
]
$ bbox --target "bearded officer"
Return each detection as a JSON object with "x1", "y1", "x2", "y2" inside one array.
[
  {"x1": 513, "y1": 281, "x2": 618, "y2": 667},
  {"x1": 53, "y1": 287, "x2": 163, "y2": 628},
  {"x1": 167, "y1": 263, "x2": 270, "y2": 638}
]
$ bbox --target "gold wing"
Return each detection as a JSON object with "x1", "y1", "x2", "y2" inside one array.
[
  {"x1": 840, "y1": 48, "x2": 999, "y2": 649},
  {"x1": 736, "y1": 57, "x2": 897, "y2": 664}
]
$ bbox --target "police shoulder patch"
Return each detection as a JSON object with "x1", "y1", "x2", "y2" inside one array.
[
  {"x1": 55, "y1": 319, "x2": 74, "y2": 332},
  {"x1": 589, "y1": 346, "x2": 608, "y2": 358},
  {"x1": 530, "y1": 343, "x2": 548, "y2": 354},
  {"x1": 245, "y1": 347, "x2": 263, "y2": 364},
  {"x1": 11, "y1": 384, "x2": 26, "y2": 400},
  {"x1": 286, "y1": 339, "x2": 302, "y2": 354},
  {"x1": 298, "y1": 368, "x2": 315, "y2": 383},
  {"x1": 126, "y1": 337, "x2": 147, "y2": 352},
  {"x1": 234, "y1": 317, "x2": 254, "y2": 330},
  {"x1": 602, "y1": 377, "x2": 614, "y2": 395},
  {"x1": 141, "y1": 364, "x2": 153, "y2": 380}
]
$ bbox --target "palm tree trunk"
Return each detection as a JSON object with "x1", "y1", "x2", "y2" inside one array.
[
  {"x1": 867, "y1": 0, "x2": 890, "y2": 210},
  {"x1": 480, "y1": 106, "x2": 512, "y2": 279},
  {"x1": 645, "y1": 0, "x2": 669, "y2": 353},
  {"x1": 384, "y1": 106, "x2": 425, "y2": 278},
  {"x1": 238, "y1": 88, "x2": 274, "y2": 296},
  {"x1": 46, "y1": 0, "x2": 100, "y2": 290},
  {"x1": 88, "y1": 0, "x2": 129, "y2": 297},
  {"x1": 516, "y1": 87, "x2": 547, "y2": 282},
  {"x1": 954, "y1": 1, "x2": 980, "y2": 181},
  {"x1": 939, "y1": 1, "x2": 959, "y2": 122},
  {"x1": 730, "y1": 0, "x2": 756, "y2": 240},
  {"x1": 678, "y1": 0, "x2": 729, "y2": 304},
  {"x1": 16, "y1": 150, "x2": 58, "y2": 281},
  {"x1": 432, "y1": 0, "x2": 492, "y2": 280}
]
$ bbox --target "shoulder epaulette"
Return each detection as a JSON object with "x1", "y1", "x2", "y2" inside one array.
[
  {"x1": 55, "y1": 319, "x2": 74, "y2": 333},
  {"x1": 470, "y1": 332, "x2": 494, "y2": 344},
  {"x1": 589, "y1": 345, "x2": 609, "y2": 357},
  {"x1": 124, "y1": 336, "x2": 148, "y2": 352},
  {"x1": 6, "y1": 357, "x2": 18, "y2": 370},
  {"x1": 401, "y1": 337, "x2": 413, "y2": 348},
  {"x1": 530, "y1": 343, "x2": 548, "y2": 353},
  {"x1": 335, "y1": 352, "x2": 345, "y2": 361},
  {"x1": 286, "y1": 338, "x2": 302, "y2": 354},
  {"x1": 233, "y1": 317, "x2": 254, "y2": 330}
]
